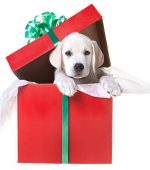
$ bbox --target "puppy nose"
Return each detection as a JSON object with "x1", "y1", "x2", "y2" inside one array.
[{"x1": 74, "y1": 63, "x2": 84, "y2": 72}]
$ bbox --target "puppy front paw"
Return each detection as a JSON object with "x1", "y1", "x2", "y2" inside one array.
[
  {"x1": 100, "y1": 76, "x2": 122, "y2": 96},
  {"x1": 55, "y1": 78, "x2": 77, "y2": 96}
]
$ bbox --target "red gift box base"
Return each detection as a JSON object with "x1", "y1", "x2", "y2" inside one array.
[{"x1": 18, "y1": 84, "x2": 112, "y2": 164}]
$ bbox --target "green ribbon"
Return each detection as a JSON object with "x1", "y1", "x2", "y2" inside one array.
[
  {"x1": 62, "y1": 95, "x2": 69, "y2": 163},
  {"x1": 25, "y1": 11, "x2": 66, "y2": 44},
  {"x1": 25, "y1": 12, "x2": 68, "y2": 163},
  {"x1": 25, "y1": 12, "x2": 69, "y2": 164},
  {"x1": 47, "y1": 30, "x2": 60, "y2": 46}
]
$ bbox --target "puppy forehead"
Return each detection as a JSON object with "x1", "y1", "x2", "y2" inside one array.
[{"x1": 62, "y1": 33, "x2": 92, "y2": 51}]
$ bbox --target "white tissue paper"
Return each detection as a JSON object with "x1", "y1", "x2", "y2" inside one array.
[
  {"x1": 78, "y1": 83, "x2": 110, "y2": 98},
  {"x1": 0, "y1": 80, "x2": 35, "y2": 127},
  {"x1": 101, "y1": 67, "x2": 150, "y2": 94},
  {"x1": 0, "y1": 66, "x2": 150, "y2": 127}
]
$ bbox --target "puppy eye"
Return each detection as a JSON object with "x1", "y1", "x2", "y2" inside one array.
[
  {"x1": 84, "y1": 50, "x2": 90, "y2": 55},
  {"x1": 65, "y1": 50, "x2": 72, "y2": 56}
]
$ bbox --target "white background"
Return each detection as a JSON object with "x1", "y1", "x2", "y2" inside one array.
[{"x1": 0, "y1": 0, "x2": 150, "y2": 170}]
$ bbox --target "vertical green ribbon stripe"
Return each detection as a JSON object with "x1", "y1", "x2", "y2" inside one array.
[
  {"x1": 48, "y1": 30, "x2": 69, "y2": 164},
  {"x1": 62, "y1": 95, "x2": 69, "y2": 164},
  {"x1": 47, "y1": 30, "x2": 60, "y2": 46},
  {"x1": 25, "y1": 12, "x2": 68, "y2": 163}
]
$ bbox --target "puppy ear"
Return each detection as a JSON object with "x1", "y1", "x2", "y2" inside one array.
[
  {"x1": 92, "y1": 41, "x2": 104, "y2": 73},
  {"x1": 49, "y1": 43, "x2": 62, "y2": 69}
]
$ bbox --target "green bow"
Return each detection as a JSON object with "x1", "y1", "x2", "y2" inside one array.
[{"x1": 25, "y1": 12, "x2": 66, "y2": 44}]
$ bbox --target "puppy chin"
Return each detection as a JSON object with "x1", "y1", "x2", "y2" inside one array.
[
  {"x1": 71, "y1": 71, "x2": 89, "y2": 79},
  {"x1": 73, "y1": 74, "x2": 87, "y2": 79}
]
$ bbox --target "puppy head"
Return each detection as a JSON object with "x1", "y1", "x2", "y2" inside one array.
[{"x1": 50, "y1": 32, "x2": 104, "y2": 79}]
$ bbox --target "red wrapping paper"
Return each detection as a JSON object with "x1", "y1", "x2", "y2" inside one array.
[{"x1": 18, "y1": 84, "x2": 112, "y2": 164}]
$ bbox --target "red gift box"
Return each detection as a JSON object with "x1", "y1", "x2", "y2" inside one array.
[
  {"x1": 18, "y1": 84, "x2": 112, "y2": 164},
  {"x1": 5, "y1": 4, "x2": 113, "y2": 164},
  {"x1": 6, "y1": 4, "x2": 111, "y2": 83}
]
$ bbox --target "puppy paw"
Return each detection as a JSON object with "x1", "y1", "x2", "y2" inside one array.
[
  {"x1": 100, "y1": 76, "x2": 122, "y2": 96},
  {"x1": 55, "y1": 78, "x2": 77, "y2": 96}
]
